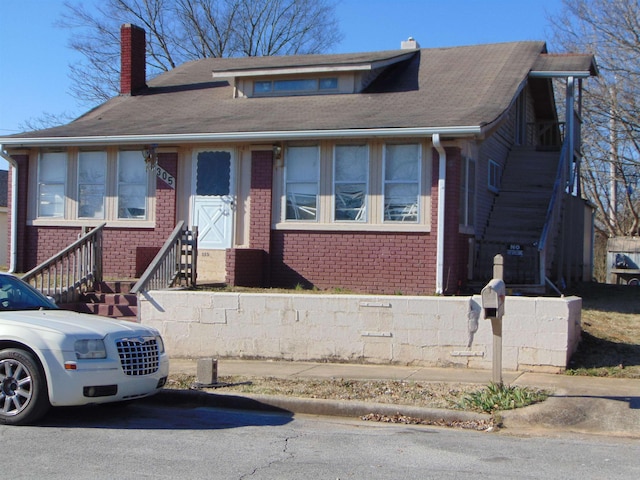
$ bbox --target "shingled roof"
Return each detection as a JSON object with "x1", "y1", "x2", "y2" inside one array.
[{"x1": 1, "y1": 41, "x2": 595, "y2": 145}]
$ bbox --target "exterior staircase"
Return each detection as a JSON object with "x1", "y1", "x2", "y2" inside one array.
[
  {"x1": 475, "y1": 146, "x2": 560, "y2": 288},
  {"x1": 59, "y1": 280, "x2": 138, "y2": 321}
]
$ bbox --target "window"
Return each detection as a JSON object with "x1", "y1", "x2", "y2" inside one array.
[
  {"x1": 285, "y1": 146, "x2": 319, "y2": 220},
  {"x1": 117, "y1": 151, "x2": 148, "y2": 219},
  {"x1": 78, "y1": 151, "x2": 107, "y2": 219},
  {"x1": 334, "y1": 145, "x2": 368, "y2": 222},
  {"x1": 254, "y1": 77, "x2": 338, "y2": 96},
  {"x1": 383, "y1": 144, "x2": 420, "y2": 222},
  {"x1": 278, "y1": 141, "x2": 430, "y2": 229},
  {"x1": 488, "y1": 159, "x2": 501, "y2": 193},
  {"x1": 460, "y1": 157, "x2": 476, "y2": 227},
  {"x1": 38, "y1": 152, "x2": 66, "y2": 218}
]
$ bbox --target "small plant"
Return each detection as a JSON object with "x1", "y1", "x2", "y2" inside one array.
[{"x1": 458, "y1": 383, "x2": 549, "y2": 413}]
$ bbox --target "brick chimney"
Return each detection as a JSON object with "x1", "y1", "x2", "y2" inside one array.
[{"x1": 120, "y1": 24, "x2": 146, "y2": 95}]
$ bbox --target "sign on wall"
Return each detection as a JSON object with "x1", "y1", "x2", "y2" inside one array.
[
  {"x1": 156, "y1": 165, "x2": 175, "y2": 189},
  {"x1": 507, "y1": 243, "x2": 524, "y2": 256}
]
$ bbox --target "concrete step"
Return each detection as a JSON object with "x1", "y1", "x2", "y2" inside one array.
[{"x1": 59, "y1": 279, "x2": 139, "y2": 320}]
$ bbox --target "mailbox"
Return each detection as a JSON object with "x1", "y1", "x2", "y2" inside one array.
[{"x1": 481, "y1": 278, "x2": 506, "y2": 319}]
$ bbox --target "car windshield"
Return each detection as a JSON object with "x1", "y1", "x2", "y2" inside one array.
[{"x1": 0, "y1": 275, "x2": 58, "y2": 311}]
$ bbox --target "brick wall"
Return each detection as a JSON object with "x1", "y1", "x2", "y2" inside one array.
[
  {"x1": 226, "y1": 248, "x2": 265, "y2": 287},
  {"x1": 226, "y1": 150, "x2": 273, "y2": 287},
  {"x1": 270, "y1": 231, "x2": 437, "y2": 295},
  {"x1": 248, "y1": 150, "x2": 273, "y2": 252},
  {"x1": 120, "y1": 24, "x2": 146, "y2": 95}
]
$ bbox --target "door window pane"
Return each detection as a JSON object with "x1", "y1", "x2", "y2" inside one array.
[
  {"x1": 118, "y1": 151, "x2": 147, "y2": 219},
  {"x1": 383, "y1": 144, "x2": 420, "y2": 222},
  {"x1": 196, "y1": 151, "x2": 231, "y2": 196},
  {"x1": 285, "y1": 146, "x2": 319, "y2": 220},
  {"x1": 334, "y1": 145, "x2": 368, "y2": 221},
  {"x1": 38, "y1": 152, "x2": 66, "y2": 217},
  {"x1": 78, "y1": 151, "x2": 106, "y2": 219}
]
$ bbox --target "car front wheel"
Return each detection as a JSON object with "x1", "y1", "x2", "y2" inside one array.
[{"x1": 0, "y1": 349, "x2": 50, "y2": 425}]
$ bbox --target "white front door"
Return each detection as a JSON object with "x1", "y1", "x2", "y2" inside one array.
[{"x1": 191, "y1": 149, "x2": 235, "y2": 249}]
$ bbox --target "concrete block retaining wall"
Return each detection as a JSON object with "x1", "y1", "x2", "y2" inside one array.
[{"x1": 140, "y1": 291, "x2": 582, "y2": 372}]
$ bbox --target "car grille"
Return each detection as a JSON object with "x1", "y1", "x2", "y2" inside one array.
[{"x1": 116, "y1": 336, "x2": 160, "y2": 376}]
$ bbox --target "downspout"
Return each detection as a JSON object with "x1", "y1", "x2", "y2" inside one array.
[
  {"x1": 0, "y1": 145, "x2": 18, "y2": 273},
  {"x1": 433, "y1": 134, "x2": 446, "y2": 294}
]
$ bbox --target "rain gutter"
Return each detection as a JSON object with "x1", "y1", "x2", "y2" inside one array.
[
  {"x1": 433, "y1": 134, "x2": 446, "y2": 295},
  {"x1": 0, "y1": 125, "x2": 483, "y2": 148},
  {"x1": 0, "y1": 145, "x2": 18, "y2": 273}
]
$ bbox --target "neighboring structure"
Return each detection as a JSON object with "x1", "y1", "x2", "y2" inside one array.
[
  {"x1": 0, "y1": 25, "x2": 597, "y2": 295},
  {"x1": 606, "y1": 236, "x2": 640, "y2": 286},
  {"x1": 0, "y1": 170, "x2": 7, "y2": 268}
]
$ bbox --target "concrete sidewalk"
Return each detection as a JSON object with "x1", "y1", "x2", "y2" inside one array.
[{"x1": 162, "y1": 358, "x2": 640, "y2": 438}]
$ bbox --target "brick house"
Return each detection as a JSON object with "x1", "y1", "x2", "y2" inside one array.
[{"x1": 0, "y1": 25, "x2": 597, "y2": 295}]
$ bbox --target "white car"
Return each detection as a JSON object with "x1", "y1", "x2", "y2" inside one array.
[{"x1": 0, "y1": 273, "x2": 169, "y2": 425}]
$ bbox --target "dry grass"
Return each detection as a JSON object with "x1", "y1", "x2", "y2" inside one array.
[
  {"x1": 165, "y1": 374, "x2": 548, "y2": 414},
  {"x1": 567, "y1": 283, "x2": 640, "y2": 378}
]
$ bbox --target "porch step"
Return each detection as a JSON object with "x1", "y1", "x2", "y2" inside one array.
[{"x1": 59, "y1": 280, "x2": 139, "y2": 321}]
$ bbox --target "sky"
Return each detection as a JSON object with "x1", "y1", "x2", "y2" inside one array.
[{"x1": 0, "y1": 0, "x2": 564, "y2": 141}]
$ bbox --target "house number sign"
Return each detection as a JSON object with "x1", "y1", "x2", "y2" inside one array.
[{"x1": 155, "y1": 165, "x2": 175, "y2": 189}]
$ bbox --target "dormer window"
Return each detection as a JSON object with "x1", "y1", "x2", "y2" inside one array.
[
  {"x1": 212, "y1": 50, "x2": 417, "y2": 99},
  {"x1": 253, "y1": 77, "x2": 338, "y2": 96}
]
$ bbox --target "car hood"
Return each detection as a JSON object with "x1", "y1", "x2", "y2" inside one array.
[{"x1": 0, "y1": 309, "x2": 158, "y2": 338}]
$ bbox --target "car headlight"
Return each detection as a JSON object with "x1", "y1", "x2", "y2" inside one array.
[
  {"x1": 155, "y1": 335, "x2": 165, "y2": 354},
  {"x1": 75, "y1": 339, "x2": 107, "y2": 359}
]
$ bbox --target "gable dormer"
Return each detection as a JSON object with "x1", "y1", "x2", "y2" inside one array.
[{"x1": 211, "y1": 50, "x2": 419, "y2": 98}]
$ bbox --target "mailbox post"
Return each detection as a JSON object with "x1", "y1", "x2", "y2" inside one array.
[{"x1": 481, "y1": 254, "x2": 506, "y2": 385}]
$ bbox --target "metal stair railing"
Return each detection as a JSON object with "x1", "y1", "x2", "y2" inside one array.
[
  {"x1": 22, "y1": 223, "x2": 105, "y2": 304},
  {"x1": 537, "y1": 138, "x2": 570, "y2": 284},
  {"x1": 131, "y1": 221, "x2": 198, "y2": 295}
]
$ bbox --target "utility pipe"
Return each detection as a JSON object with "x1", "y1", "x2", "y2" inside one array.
[
  {"x1": 0, "y1": 145, "x2": 18, "y2": 273},
  {"x1": 433, "y1": 134, "x2": 446, "y2": 295}
]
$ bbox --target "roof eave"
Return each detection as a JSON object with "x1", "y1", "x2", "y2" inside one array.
[
  {"x1": 529, "y1": 70, "x2": 593, "y2": 78},
  {"x1": 211, "y1": 52, "x2": 417, "y2": 78},
  {"x1": 0, "y1": 125, "x2": 484, "y2": 148}
]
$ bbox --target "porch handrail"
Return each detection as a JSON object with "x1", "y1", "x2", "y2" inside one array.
[
  {"x1": 131, "y1": 221, "x2": 197, "y2": 294},
  {"x1": 22, "y1": 223, "x2": 105, "y2": 304},
  {"x1": 538, "y1": 139, "x2": 569, "y2": 253}
]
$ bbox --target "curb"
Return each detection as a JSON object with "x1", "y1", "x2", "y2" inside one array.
[{"x1": 147, "y1": 388, "x2": 493, "y2": 425}]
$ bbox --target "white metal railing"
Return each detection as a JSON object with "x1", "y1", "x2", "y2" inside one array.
[
  {"x1": 22, "y1": 223, "x2": 105, "y2": 304},
  {"x1": 131, "y1": 222, "x2": 197, "y2": 294}
]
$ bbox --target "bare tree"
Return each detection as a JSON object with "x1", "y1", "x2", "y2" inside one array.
[
  {"x1": 58, "y1": 0, "x2": 342, "y2": 105},
  {"x1": 19, "y1": 112, "x2": 77, "y2": 132},
  {"x1": 549, "y1": 0, "x2": 640, "y2": 238}
]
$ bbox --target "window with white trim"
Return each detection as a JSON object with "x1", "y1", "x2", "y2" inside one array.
[
  {"x1": 383, "y1": 144, "x2": 420, "y2": 223},
  {"x1": 38, "y1": 152, "x2": 67, "y2": 218},
  {"x1": 78, "y1": 151, "x2": 107, "y2": 219},
  {"x1": 117, "y1": 151, "x2": 148, "y2": 219},
  {"x1": 488, "y1": 159, "x2": 501, "y2": 193},
  {"x1": 334, "y1": 145, "x2": 368, "y2": 222},
  {"x1": 285, "y1": 146, "x2": 319, "y2": 221},
  {"x1": 459, "y1": 156, "x2": 476, "y2": 227}
]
